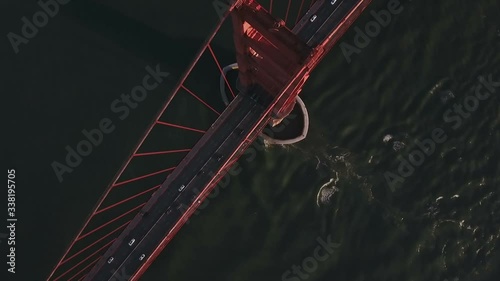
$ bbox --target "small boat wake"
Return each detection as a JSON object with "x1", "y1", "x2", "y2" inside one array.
[{"x1": 316, "y1": 173, "x2": 340, "y2": 207}]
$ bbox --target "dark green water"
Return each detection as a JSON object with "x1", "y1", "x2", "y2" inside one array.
[{"x1": 6, "y1": 0, "x2": 499, "y2": 280}]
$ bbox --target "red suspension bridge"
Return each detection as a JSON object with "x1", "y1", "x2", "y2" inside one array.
[{"x1": 46, "y1": 0, "x2": 372, "y2": 280}]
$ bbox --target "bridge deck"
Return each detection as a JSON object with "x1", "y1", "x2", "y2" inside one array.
[
  {"x1": 84, "y1": 93, "x2": 269, "y2": 280},
  {"x1": 294, "y1": 0, "x2": 360, "y2": 47},
  {"x1": 82, "y1": 1, "x2": 371, "y2": 280}
]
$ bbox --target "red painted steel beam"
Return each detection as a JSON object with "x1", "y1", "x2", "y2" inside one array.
[
  {"x1": 240, "y1": 1, "x2": 310, "y2": 59},
  {"x1": 235, "y1": 2, "x2": 310, "y2": 64},
  {"x1": 231, "y1": 3, "x2": 310, "y2": 97}
]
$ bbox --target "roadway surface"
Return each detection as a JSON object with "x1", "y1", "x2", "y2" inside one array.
[
  {"x1": 293, "y1": 0, "x2": 360, "y2": 47},
  {"x1": 83, "y1": 1, "x2": 366, "y2": 280},
  {"x1": 84, "y1": 93, "x2": 267, "y2": 280}
]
